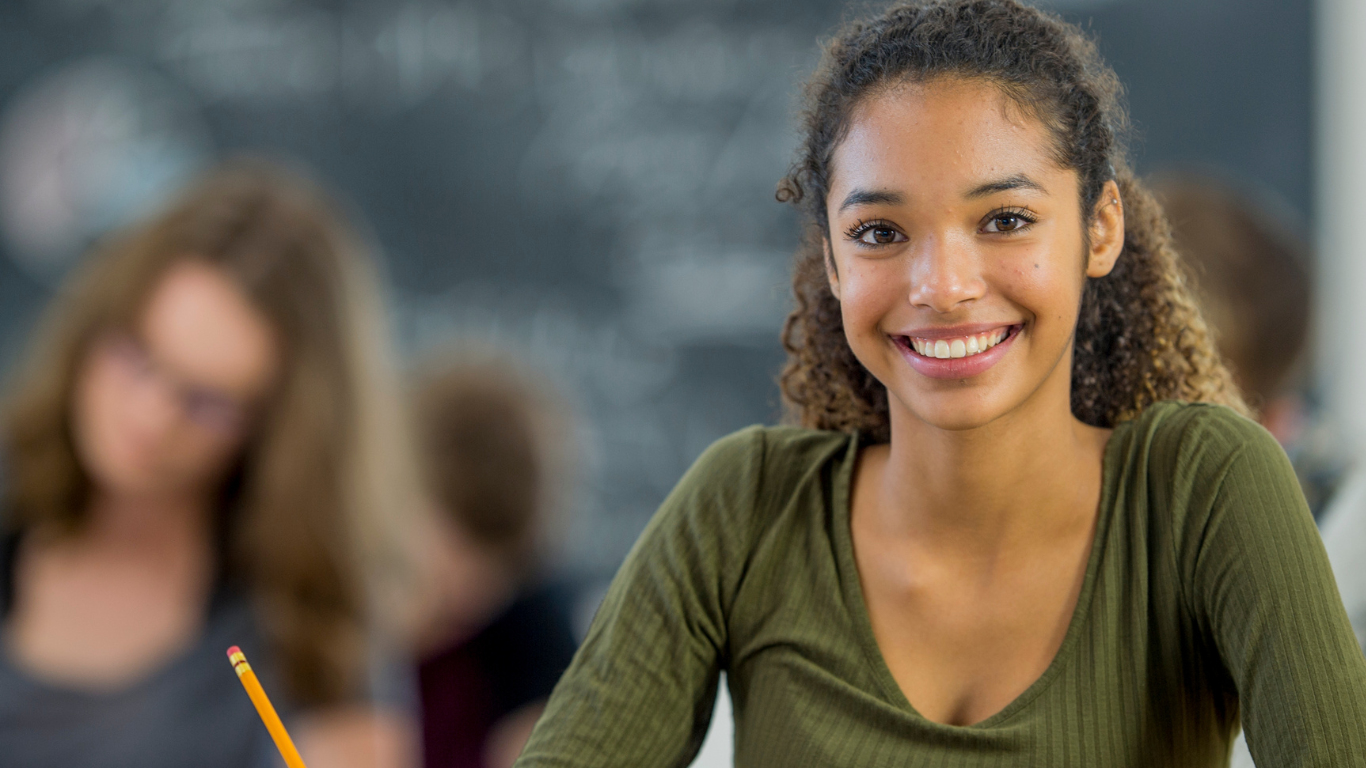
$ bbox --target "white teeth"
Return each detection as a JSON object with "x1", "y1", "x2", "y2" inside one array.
[{"x1": 909, "y1": 327, "x2": 1012, "y2": 360}]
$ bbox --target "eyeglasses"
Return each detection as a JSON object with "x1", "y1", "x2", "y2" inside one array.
[{"x1": 97, "y1": 331, "x2": 259, "y2": 437}]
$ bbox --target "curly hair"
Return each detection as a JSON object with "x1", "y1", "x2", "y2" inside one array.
[{"x1": 777, "y1": 0, "x2": 1247, "y2": 441}]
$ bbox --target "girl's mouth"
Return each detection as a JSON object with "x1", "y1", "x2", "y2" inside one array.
[
  {"x1": 905, "y1": 326, "x2": 1011, "y2": 359},
  {"x1": 893, "y1": 324, "x2": 1023, "y2": 379}
]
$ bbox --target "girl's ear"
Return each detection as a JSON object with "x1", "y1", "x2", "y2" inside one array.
[
  {"x1": 824, "y1": 238, "x2": 842, "y2": 300},
  {"x1": 1086, "y1": 180, "x2": 1125, "y2": 278}
]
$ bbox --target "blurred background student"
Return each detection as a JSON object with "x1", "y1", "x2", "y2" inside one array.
[
  {"x1": 0, "y1": 159, "x2": 422, "y2": 768},
  {"x1": 409, "y1": 354, "x2": 579, "y2": 768},
  {"x1": 1151, "y1": 174, "x2": 1327, "y2": 505}
]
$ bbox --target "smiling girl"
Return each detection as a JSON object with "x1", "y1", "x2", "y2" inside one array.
[{"x1": 514, "y1": 1, "x2": 1366, "y2": 766}]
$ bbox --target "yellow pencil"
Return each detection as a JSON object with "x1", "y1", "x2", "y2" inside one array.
[{"x1": 227, "y1": 646, "x2": 309, "y2": 768}]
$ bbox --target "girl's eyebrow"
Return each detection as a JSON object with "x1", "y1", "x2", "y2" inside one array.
[
  {"x1": 966, "y1": 173, "x2": 1045, "y2": 199},
  {"x1": 838, "y1": 188, "x2": 903, "y2": 212},
  {"x1": 838, "y1": 173, "x2": 1045, "y2": 213}
]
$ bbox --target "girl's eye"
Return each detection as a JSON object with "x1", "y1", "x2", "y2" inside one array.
[
  {"x1": 982, "y1": 210, "x2": 1037, "y2": 233},
  {"x1": 850, "y1": 224, "x2": 907, "y2": 245},
  {"x1": 863, "y1": 227, "x2": 902, "y2": 244}
]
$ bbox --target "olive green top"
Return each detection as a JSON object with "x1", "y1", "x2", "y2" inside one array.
[{"x1": 516, "y1": 402, "x2": 1366, "y2": 767}]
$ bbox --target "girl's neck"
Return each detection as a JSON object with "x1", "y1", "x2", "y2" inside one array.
[
  {"x1": 72, "y1": 488, "x2": 215, "y2": 558},
  {"x1": 6, "y1": 486, "x2": 219, "y2": 690},
  {"x1": 877, "y1": 381, "x2": 1110, "y2": 552}
]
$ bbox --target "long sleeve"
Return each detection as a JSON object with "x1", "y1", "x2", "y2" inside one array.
[
  {"x1": 1181, "y1": 414, "x2": 1366, "y2": 766},
  {"x1": 514, "y1": 427, "x2": 769, "y2": 768}
]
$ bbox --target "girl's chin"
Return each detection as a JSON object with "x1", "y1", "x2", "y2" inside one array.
[
  {"x1": 885, "y1": 368, "x2": 1029, "y2": 432},
  {"x1": 895, "y1": 394, "x2": 1015, "y2": 432}
]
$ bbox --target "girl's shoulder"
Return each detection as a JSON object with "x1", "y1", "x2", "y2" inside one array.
[
  {"x1": 684, "y1": 424, "x2": 853, "y2": 498},
  {"x1": 1119, "y1": 399, "x2": 1281, "y2": 475},
  {"x1": 656, "y1": 425, "x2": 853, "y2": 544},
  {"x1": 1114, "y1": 401, "x2": 1307, "y2": 555}
]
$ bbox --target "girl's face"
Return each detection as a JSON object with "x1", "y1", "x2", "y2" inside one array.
[
  {"x1": 824, "y1": 78, "x2": 1124, "y2": 432},
  {"x1": 73, "y1": 260, "x2": 280, "y2": 501}
]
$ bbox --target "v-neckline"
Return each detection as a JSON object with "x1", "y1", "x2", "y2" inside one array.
[{"x1": 831, "y1": 422, "x2": 1128, "y2": 729}]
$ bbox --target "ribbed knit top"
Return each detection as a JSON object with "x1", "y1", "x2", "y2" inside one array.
[{"x1": 515, "y1": 402, "x2": 1366, "y2": 767}]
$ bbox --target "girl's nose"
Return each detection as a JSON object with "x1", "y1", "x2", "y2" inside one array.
[{"x1": 907, "y1": 233, "x2": 986, "y2": 312}]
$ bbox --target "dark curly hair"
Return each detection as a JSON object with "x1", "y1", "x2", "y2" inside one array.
[{"x1": 778, "y1": 0, "x2": 1247, "y2": 441}]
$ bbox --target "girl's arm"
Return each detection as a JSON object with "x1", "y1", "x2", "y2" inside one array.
[{"x1": 514, "y1": 428, "x2": 769, "y2": 768}]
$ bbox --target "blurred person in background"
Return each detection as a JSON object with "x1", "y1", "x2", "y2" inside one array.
[
  {"x1": 1151, "y1": 174, "x2": 1336, "y2": 509},
  {"x1": 0, "y1": 159, "x2": 423, "y2": 768},
  {"x1": 409, "y1": 354, "x2": 578, "y2": 768}
]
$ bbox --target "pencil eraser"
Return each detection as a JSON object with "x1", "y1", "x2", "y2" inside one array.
[{"x1": 227, "y1": 646, "x2": 241, "y2": 658}]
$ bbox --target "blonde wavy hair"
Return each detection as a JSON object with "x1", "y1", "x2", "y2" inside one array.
[
  {"x1": 1, "y1": 158, "x2": 423, "y2": 707},
  {"x1": 778, "y1": 0, "x2": 1247, "y2": 441}
]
